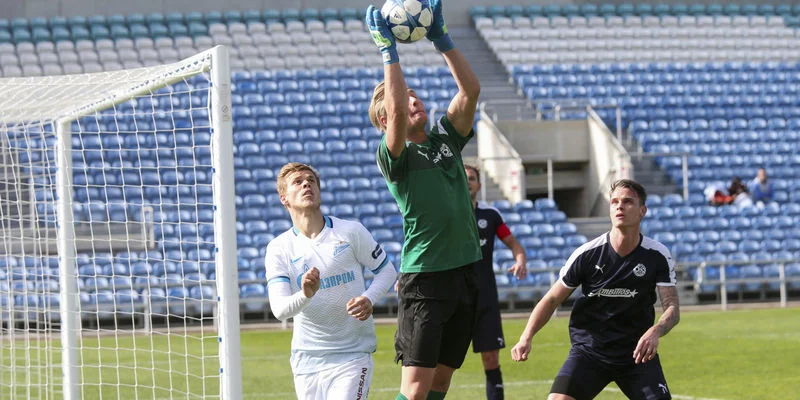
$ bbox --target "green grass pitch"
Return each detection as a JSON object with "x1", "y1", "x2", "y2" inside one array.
[
  {"x1": 4, "y1": 307, "x2": 798, "y2": 399},
  {"x1": 246, "y1": 307, "x2": 799, "y2": 400}
]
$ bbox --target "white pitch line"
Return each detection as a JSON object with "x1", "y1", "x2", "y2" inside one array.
[
  {"x1": 245, "y1": 379, "x2": 728, "y2": 400},
  {"x1": 603, "y1": 387, "x2": 727, "y2": 400}
]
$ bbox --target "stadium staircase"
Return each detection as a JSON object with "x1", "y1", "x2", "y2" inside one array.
[
  {"x1": 622, "y1": 139, "x2": 681, "y2": 197},
  {"x1": 449, "y1": 27, "x2": 527, "y2": 203},
  {"x1": 449, "y1": 27, "x2": 529, "y2": 120}
]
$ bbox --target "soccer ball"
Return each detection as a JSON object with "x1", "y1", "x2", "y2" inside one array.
[{"x1": 380, "y1": 0, "x2": 433, "y2": 44}]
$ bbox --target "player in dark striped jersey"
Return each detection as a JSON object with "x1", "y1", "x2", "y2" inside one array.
[
  {"x1": 465, "y1": 165, "x2": 527, "y2": 400},
  {"x1": 511, "y1": 179, "x2": 680, "y2": 400}
]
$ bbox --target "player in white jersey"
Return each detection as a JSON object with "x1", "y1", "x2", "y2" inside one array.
[{"x1": 265, "y1": 162, "x2": 397, "y2": 400}]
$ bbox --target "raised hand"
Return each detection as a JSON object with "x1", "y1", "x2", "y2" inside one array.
[
  {"x1": 365, "y1": 5, "x2": 399, "y2": 64},
  {"x1": 301, "y1": 267, "x2": 321, "y2": 298},
  {"x1": 425, "y1": 0, "x2": 454, "y2": 52}
]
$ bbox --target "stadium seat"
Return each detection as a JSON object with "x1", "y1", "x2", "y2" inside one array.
[{"x1": 240, "y1": 283, "x2": 267, "y2": 313}]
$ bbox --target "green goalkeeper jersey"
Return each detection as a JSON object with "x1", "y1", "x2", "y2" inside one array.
[{"x1": 376, "y1": 116, "x2": 481, "y2": 273}]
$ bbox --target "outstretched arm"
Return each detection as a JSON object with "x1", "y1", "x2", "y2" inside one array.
[
  {"x1": 442, "y1": 48, "x2": 480, "y2": 137},
  {"x1": 383, "y1": 63, "x2": 409, "y2": 158},
  {"x1": 366, "y1": 6, "x2": 407, "y2": 159},
  {"x1": 633, "y1": 285, "x2": 680, "y2": 364},
  {"x1": 510, "y1": 281, "x2": 573, "y2": 362},
  {"x1": 426, "y1": 0, "x2": 480, "y2": 136}
]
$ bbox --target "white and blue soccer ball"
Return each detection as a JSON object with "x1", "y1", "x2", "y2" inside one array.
[{"x1": 380, "y1": 0, "x2": 433, "y2": 43}]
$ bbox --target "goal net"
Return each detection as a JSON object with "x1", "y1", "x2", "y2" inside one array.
[{"x1": 0, "y1": 45, "x2": 241, "y2": 399}]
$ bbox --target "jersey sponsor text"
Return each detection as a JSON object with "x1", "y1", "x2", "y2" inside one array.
[{"x1": 587, "y1": 288, "x2": 639, "y2": 298}]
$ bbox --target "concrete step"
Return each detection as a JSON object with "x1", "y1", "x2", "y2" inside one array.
[
  {"x1": 646, "y1": 184, "x2": 682, "y2": 197},
  {"x1": 634, "y1": 171, "x2": 675, "y2": 185},
  {"x1": 481, "y1": 88, "x2": 521, "y2": 97},
  {"x1": 444, "y1": 26, "x2": 524, "y2": 106}
]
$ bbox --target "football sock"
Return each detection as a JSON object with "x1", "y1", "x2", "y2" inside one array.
[
  {"x1": 485, "y1": 367, "x2": 504, "y2": 400},
  {"x1": 395, "y1": 394, "x2": 408, "y2": 400},
  {"x1": 427, "y1": 390, "x2": 447, "y2": 400}
]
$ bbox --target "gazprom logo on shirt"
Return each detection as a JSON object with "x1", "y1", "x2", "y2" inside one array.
[
  {"x1": 320, "y1": 270, "x2": 356, "y2": 289},
  {"x1": 295, "y1": 268, "x2": 357, "y2": 290}
]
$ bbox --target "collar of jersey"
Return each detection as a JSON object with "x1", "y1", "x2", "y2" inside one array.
[{"x1": 291, "y1": 215, "x2": 332, "y2": 236}]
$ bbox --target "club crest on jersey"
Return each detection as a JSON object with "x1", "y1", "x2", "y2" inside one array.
[
  {"x1": 334, "y1": 242, "x2": 350, "y2": 256},
  {"x1": 295, "y1": 264, "x2": 311, "y2": 287},
  {"x1": 633, "y1": 263, "x2": 646, "y2": 277},
  {"x1": 440, "y1": 143, "x2": 453, "y2": 157},
  {"x1": 478, "y1": 219, "x2": 488, "y2": 229}
]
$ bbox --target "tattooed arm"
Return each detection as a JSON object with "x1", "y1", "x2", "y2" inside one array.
[
  {"x1": 633, "y1": 286, "x2": 680, "y2": 364},
  {"x1": 654, "y1": 285, "x2": 681, "y2": 336}
]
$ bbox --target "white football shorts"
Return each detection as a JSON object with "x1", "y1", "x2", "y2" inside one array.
[{"x1": 293, "y1": 353, "x2": 373, "y2": 400}]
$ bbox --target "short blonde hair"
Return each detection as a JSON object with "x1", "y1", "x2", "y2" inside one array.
[
  {"x1": 276, "y1": 162, "x2": 321, "y2": 197},
  {"x1": 368, "y1": 81, "x2": 387, "y2": 131}
]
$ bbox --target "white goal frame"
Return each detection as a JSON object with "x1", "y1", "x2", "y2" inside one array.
[{"x1": 0, "y1": 45, "x2": 241, "y2": 400}]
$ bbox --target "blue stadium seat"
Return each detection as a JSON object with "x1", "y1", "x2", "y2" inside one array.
[
  {"x1": 737, "y1": 264, "x2": 763, "y2": 293},
  {"x1": 267, "y1": 219, "x2": 292, "y2": 234},
  {"x1": 532, "y1": 224, "x2": 555, "y2": 237},
  {"x1": 521, "y1": 211, "x2": 545, "y2": 224},
  {"x1": 239, "y1": 283, "x2": 267, "y2": 313},
  {"x1": 554, "y1": 222, "x2": 577, "y2": 235},
  {"x1": 330, "y1": 204, "x2": 354, "y2": 218},
  {"x1": 325, "y1": 140, "x2": 347, "y2": 153}
]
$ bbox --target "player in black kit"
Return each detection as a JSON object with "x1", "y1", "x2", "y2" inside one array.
[
  {"x1": 511, "y1": 179, "x2": 680, "y2": 400},
  {"x1": 465, "y1": 165, "x2": 527, "y2": 400}
]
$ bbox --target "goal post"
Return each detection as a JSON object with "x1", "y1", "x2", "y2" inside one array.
[{"x1": 0, "y1": 45, "x2": 242, "y2": 400}]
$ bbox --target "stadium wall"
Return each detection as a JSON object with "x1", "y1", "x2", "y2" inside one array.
[{"x1": 10, "y1": 0, "x2": 796, "y2": 29}]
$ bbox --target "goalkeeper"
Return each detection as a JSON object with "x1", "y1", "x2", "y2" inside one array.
[
  {"x1": 366, "y1": 1, "x2": 482, "y2": 399},
  {"x1": 265, "y1": 162, "x2": 397, "y2": 399}
]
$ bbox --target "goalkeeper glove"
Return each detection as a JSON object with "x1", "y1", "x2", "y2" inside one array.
[
  {"x1": 366, "y1": 5, "x2": 399, "y2": 65},
  {"x1": 426, "y1": 0, "x2": 454, "y2": 52}
]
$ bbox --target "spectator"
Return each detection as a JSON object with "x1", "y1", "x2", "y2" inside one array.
[
  {"x1": 707, "y1": 177, "x2": 752, "y2": 207},
  {"x1": 728, "y1": 176, "x2": 753, "y2": 207},
  {"x1": 749, "y1": 168, "x2": 774, "y2": 205}
]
